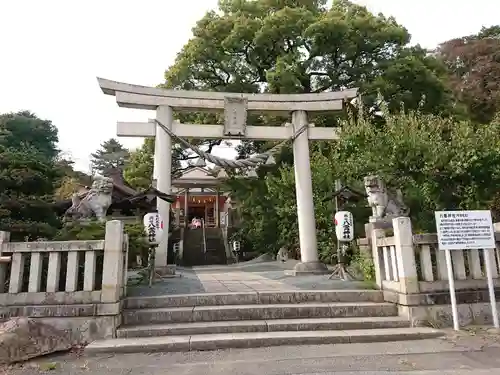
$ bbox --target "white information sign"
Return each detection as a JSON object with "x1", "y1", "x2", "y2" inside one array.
[
  {"x1": 435, "y1": 210, "x2": 495, "y2": 250},
  {"x1": 434, "y1": 209, "x2": 499, "y2": 331}
]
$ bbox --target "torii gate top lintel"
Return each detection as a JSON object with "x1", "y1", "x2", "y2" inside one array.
[{"x1": 97, "y1": 77, "x2": 358, "y2": 114}]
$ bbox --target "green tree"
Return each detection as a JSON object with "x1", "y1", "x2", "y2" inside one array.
[
  {"x1": 437, "y1": 25, "x2": 500, "y2": 123},
  {"x1": 123, "y1": 136, "x2": 227, "y2": 190},
  {"x1": 163, "y1": 0, "x2": 459, "y2": 258},
  {"x1": 230, "y1": 108, "x2": 500, "y2": 257},
  {"x1": 0, "y1": 111, "x2": 61, "y2": 240},
  {"x1": 123, "y1": 138, "x2": 155, "y2": 190},
  {"x1": 90, "y1": 138, "x2": 130, "y2": 176},
  {"x1": 165, "y1": 0, "x2": 454, "y2": 114},
  {"x1": 53, "y1": 154, "x2": 92, "y2": 200},
  {"x1": 335, "y1": 107, "x2": 500, "y2": 231},
  {"x1": 227, "y1": 142, "x2": 368, "y2": 261}
]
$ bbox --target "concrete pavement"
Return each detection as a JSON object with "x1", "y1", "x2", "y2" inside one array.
[
  {"x1": 127, "y1": 260, "x2": 372, "y2": 297},
  {"x1": 7, "y1": 331, "x2": 500, "y2": 374}
]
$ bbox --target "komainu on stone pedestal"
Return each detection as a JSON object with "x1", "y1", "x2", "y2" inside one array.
[
  {"x1": 0, "y1": 317, "x2": 72, "y2": 364},
  {"x1": 364, "y1": 175, "x2": 408, "y2": 223},
  {"x1": 64, "y1": 176, "x2": 114, "y2": 222},
  {"x1": 276, "y1": 247, "x2": 289, "y2": 262}
]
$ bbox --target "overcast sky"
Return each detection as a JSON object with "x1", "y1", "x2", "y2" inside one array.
[{"x1": 1, "y1": 0, "x2": 499, "y2": 172}]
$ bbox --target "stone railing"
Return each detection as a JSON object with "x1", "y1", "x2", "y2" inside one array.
[
  {"x1": 0, "y1": 220, "x2": 128, "y2": 343},
  {"x1": 371, "y1": 217, "x2": 500, "y2": 327}
]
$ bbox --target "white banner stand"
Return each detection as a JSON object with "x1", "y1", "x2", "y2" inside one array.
[{"x1": 435, "y1": 210, "x2": 498, "y2": 331}]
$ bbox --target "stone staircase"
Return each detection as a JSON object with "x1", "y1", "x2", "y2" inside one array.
[
  {"x1": 180, "y1": 228, "x2": 203, "y2": 266},
  {"x1": 204, "y1": 228, "x2": 227, "y2": 265},
  {"x1": 86, "y1": 290, "x2": 442, "y2": 354},
  {"x1": 181, "y1": 228, "x2": 227, "y2": 266}
]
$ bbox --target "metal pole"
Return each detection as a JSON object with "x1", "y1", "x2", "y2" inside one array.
[
  {"x1": 148, "y1": 245, "x2": 156, "y2": 287},
  {"x1": 444, "y1": 248, "x2": 460, "y2": 331},
  {"x1": 334, "y1": 180, "x2": 342, "y2": 264},
  {"x1": 484, "y1": 248, "x2": 500, "y2": 329}
]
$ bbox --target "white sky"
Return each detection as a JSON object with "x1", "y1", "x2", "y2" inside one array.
[{"x1": 0, "y1": 0, "x2": 499, "y2": 172}]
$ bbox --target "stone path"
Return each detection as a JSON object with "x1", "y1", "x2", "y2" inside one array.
[
  {"x1": 7, "y1": 333, "x2": 500, "y2": 374},
  {"x1": 127, "y1": 260, "x2": 372, "y2": 297}
]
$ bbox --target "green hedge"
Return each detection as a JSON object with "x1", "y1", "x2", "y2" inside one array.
[{"x1": 53, "y1": 220, "x2": 149, "y2": 269}]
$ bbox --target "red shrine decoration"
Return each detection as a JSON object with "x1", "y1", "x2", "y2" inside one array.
[{"x1": 175, "y1": 195, "x2": 227, "y2": 207}]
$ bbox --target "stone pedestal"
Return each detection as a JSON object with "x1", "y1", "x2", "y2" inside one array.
[
  {"x1": 155, "y1": 264, "x2": 177, "y2": 277},
  {"x1": 365, "y1": 218, "x2": 394, "y2": 233},
  {"x1": 285, "y1": 261, "x2": 329, "y2": 276}
]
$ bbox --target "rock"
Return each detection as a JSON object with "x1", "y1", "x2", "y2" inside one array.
[{"x1": 0, "y1": 317, "x2": 72, "y2": 364}]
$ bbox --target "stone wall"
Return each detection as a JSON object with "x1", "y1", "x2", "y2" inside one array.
[
  {"x1": 369, "y1": 217, "x2": 500, "y2": 328},
  {"x1": 0, "y1": 221, "x2": 128, "y2": 343}
]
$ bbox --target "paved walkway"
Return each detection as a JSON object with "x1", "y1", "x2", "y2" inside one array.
[
  {"x1": 7, "y1": 330, "x2": 500, "y2": 374},
  {"x1": 127, "y1": 260, "x2": 372, "y2": 297}
]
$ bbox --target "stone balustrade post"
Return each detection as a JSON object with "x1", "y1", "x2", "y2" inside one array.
[
  {"x1": 370, "y1": 228, "x2": 385, "y2": 289},
  {"x1": 392, "y1": 217, "x2": 419, "y2": 294},
  {"x1": 0, "y1": 231, "x2": 10, "y2": 292},
  {"x1": 101, "y1": 220, "x2": 125, "y2": 304}
]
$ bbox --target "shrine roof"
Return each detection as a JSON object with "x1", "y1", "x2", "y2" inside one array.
[{"x1": 172, "y1": 166, "x2": 225, "y2": 188}]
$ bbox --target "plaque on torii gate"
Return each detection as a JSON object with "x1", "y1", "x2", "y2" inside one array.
[
  {"x1": 97, "y1": 77, "x2": 358, "y2": 275},
  {"x1": 224, "y1": 96, "x2": 247, "y2": 137}
]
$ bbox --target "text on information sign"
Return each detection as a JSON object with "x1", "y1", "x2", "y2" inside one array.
[{"x1": 435, "y1": 210, "x2": 495, "y2": 250}]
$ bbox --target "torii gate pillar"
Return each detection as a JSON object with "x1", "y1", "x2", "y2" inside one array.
[
  {"x1": 291, "y1": 110, "x2": 327, "y2": 274},
  {"x1": 154, "y1": 106, "x2": 173, "y2": 270}
]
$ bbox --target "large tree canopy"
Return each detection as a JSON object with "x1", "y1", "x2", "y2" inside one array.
[
  {"x1": 0, "y1": 111, "x2": 61, "y2": 240},
  {"x1": 229, "y1": 109, "x2": 500, "y2": 256},
  {"x1": 437, "y1": 25, "x2": 500, "y2": 123},
  {"x1": 164, "y1": 0, "x2": 454, "y2": 115},
  {"x1": 158, "y1": 0, "x2": 498, "y2": 262}
]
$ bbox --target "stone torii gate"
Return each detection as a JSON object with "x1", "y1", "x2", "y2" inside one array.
[{"x1": 97, "y1": 78, "x2": 358, "y2": 275}]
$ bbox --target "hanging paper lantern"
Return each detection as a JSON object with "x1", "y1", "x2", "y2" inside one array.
[
  {"x1": 143, "y1": 212, "x2": 164, "y2": 245},
  {"x1": 334, "y1": 211, "x2": 354, "y2": 242}
]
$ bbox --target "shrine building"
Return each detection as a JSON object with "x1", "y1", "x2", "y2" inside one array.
[{"x1": 170, "y1": 166, "x2": 233, "y2": 228}]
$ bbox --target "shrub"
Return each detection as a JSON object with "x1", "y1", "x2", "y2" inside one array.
[{"x1": 53, "y1": 220, "x2": 149, "y2": 268}]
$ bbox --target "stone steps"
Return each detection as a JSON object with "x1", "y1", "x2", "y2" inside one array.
[
  {"x1": 85, "y1": 290, "x2": 444, "y2": 354},
  {"x1": 124, "y1": 290, "x2": 385, "y2": 309},
  {"x1": 86, "y1": 327, "x2": 443, "y2": 354},
  {"x1": 182, "y1": 229, "x2": 226, "y2": 266},
  {"x1": 117, "y1": 316, "x2": 411, "y2": 338},
  {"x1": 122, "y1": 302, "x2": 398, "y2": 325}
]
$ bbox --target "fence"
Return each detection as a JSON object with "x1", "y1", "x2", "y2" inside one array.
[
  {"x1": 0, "y1": 220, "x2": 128, "y2": 342},
  {"x1": 370, "y1": 217, "x2": 500, "y2": 326}
]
